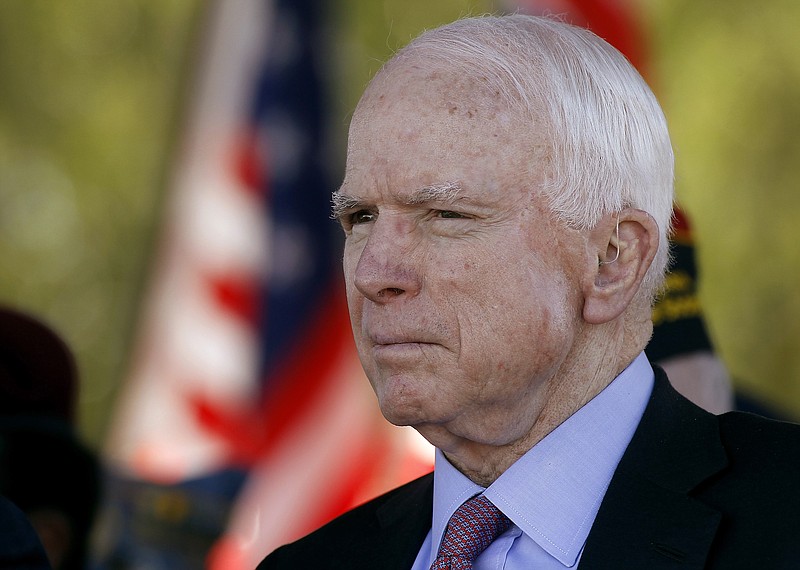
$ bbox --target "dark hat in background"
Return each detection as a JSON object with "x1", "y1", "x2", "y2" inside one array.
[
  {"x1": 0, "y1": 306, "x2": 100, "y2": 570},
  {"x1": 0, "y1": 306, "x2": 76, "y2": 425}
]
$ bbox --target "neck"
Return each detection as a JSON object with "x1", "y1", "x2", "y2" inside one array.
[{"x1": 437, "y1": 316, "x2": 651, "y2": 487}]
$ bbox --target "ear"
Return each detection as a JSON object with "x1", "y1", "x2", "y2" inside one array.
[{"x1": 582, "y1": 208, "x2": 659, "y2": 324}]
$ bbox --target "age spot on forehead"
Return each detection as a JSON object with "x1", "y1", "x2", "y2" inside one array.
[{"x1": 447, "y1": 103, "x2": 478, "y2": 119}]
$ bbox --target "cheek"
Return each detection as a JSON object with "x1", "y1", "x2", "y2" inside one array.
[
  {"x1": 454, "y1": 260, "x2": 578, "y2": 362},
  {"x1": 343, "y1": 276, "x2": 367, "y2": 362},
  {"x1": 343, "y1": 245, "x2": 363, "y2": 307},
  {"x1": 342, "y1": 242, "x2": 360, "y2": 284},
  {"x1": 343, "y1": 276, "x2": 359, "y2": 319}
]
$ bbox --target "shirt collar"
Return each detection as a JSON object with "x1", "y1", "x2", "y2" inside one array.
[{"x1": 431, "y1": 352, "x2": 654, "y2": 566}]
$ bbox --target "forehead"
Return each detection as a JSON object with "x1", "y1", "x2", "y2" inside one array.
[
  {"x1": 342, "y1": 62, "x2": 546, "y2": 201},
  {"x1": 351, "y1": 62, "x2": 516, "y2": 144}
]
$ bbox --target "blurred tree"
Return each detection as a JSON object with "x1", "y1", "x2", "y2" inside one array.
[
  {"x1": 645, "y1": 0, "x2": 800, "y2": 417},
  {"x1": 0, "y1": 0, "x2": 203, "y2": 444}
]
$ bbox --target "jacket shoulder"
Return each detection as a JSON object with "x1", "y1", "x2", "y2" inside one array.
[
  {"x1": 718, "y1": 408, "x2": 800, "y2": 444},
  {"x1": 258, "y1": 473, "x2": 433, "y2": 570},
  {"x1": 584, "y1": 371, "x2": 800, "y2": 568},
  {"x1": 711, "y1": 410, "x2": 800, "y2": 483},
  {"x1": 693, "y1": 412, "x2": 800, "y2": 567}
]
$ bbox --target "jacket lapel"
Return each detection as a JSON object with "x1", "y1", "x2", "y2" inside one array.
[
  {"x1": 368, "y1": 473, "x2": 434, "y2": 570},
  {"x1": 581, "y1": 369, "x2": 728, "y2": 568}
]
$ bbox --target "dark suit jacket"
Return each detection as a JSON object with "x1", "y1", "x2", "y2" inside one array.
[
  {"x1": 259, "y1": 369, "x2": 800, "y2": 569},
  {"x1": 0, "y1": 495, "x2": 51, "y2": 569}
]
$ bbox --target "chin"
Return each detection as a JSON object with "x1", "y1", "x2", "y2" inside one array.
[
  {"x1": 375, "y1": 388, "x2": 441, "y2": 429},
  {"x1": 377, "y1": 399, "x2": 426, "y2": 428},
  {"x1": 371, "y1": 373, "x2": 426, "y2": 422}
]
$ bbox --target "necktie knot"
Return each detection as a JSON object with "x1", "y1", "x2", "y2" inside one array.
[{"x1": 430, "y1": 494, "x2": 512, "y2": 569}]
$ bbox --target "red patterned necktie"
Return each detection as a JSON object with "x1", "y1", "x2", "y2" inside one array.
[{"x1": 430, "y1": 494, "x2": 512, "y2": 569}]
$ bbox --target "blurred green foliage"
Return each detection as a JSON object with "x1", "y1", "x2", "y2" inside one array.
[
  {"x1": 1, "y1": 0, "x2": 800, "y2": 451},
  {"x1": 644, "y1": 0, "x2": 800, "y2": 415},
  {"x1": 0, "y1": 0, "x2": 203, "y2": 444}
]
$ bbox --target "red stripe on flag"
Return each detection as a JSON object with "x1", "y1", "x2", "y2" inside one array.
[
  {"x1": 205, "y1": 272, "x2": 260, "y2": 327},
  {"x1": 230, "y1": 128, "x2": 268, "y2": 196},
  {"x1": 305, "y1": 433, "x2": 391, "y2": 533},
  {"x1": 255, "y1": 288, "x2": 353, "y2": 454},
  {"x1": 190, "y1": 286, "x2": 353, "y2": 466}
]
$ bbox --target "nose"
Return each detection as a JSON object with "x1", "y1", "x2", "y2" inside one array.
[{"x1": 351, "y1": 217, "x2": 422, "y2": 303}]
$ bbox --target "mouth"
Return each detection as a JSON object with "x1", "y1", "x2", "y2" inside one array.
[
  {"x1": 371, "y1": 341, "x2": 438, "y2": 363},
  {"x1": 374, "y1": 338, "x2": 427, "y2": 348},
  {"x1": 369, "y1": 331, "x2": 438, "y2": 346},
  {"x1": 374, "y1": 340, "x2": 432, "y2": 348},
  {"x1": 363, "y1": 322, "x2": 448, "y2": 359}
]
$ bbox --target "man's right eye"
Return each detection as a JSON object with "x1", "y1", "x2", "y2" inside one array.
[{"x1": 349, "y1": 210, "x2": 376, "y2": 224}]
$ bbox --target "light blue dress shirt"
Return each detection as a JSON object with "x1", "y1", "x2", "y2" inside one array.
[{"x1": 410, "y1": 352, "x2": 655, "y2": 569}]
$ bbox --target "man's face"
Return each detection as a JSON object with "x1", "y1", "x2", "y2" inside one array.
[{"x1": 336, "y1": 65, "x2": 589, "y2": 450}]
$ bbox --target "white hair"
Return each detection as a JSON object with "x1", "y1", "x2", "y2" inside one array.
[{"x1": 379, "y1": 15, "x2": 675, "y2": 300}]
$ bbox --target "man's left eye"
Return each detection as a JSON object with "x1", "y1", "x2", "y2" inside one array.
[{"x1": 436, "y1": 210, "x2": 467, "y2": 219}]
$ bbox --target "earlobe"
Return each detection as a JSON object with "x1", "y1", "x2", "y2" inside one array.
[{"x1": 582, "y1": 208, "x2": 659, "y2": 324}]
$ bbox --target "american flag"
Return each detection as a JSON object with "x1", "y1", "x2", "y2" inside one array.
[{"x1": 102, "y1": 1, "x2": 432, "y2": 568}]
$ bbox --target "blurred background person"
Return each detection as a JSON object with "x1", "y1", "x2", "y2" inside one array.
[
  {"x1": 648, "y1": 207, "x2": 734, "y2": 414},
  {"x1": 0, "y1": 495, "x2": 51, "y2": 569},
  {"x1": 0, "y1": 306, "x2": 102, "y2": 570}
]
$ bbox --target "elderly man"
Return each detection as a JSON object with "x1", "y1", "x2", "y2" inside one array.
[{"x1": 260, "y1": 14, "x2": 800, "y2": 569}]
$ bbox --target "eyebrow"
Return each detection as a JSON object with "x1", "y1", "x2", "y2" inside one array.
[
  {"x1": 330, "y1": 181, "x2": 463, "y2": 220},
  {"x1": 330, "y1": 192, "x2": 361, "y2": 219},
  {"x1": 407, "y1": 182, "x2": 463, "y2": 204}
]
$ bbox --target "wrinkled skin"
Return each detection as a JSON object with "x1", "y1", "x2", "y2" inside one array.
[{"x1": 336, "y1": 63, "x2": 652, "y2": 484}]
